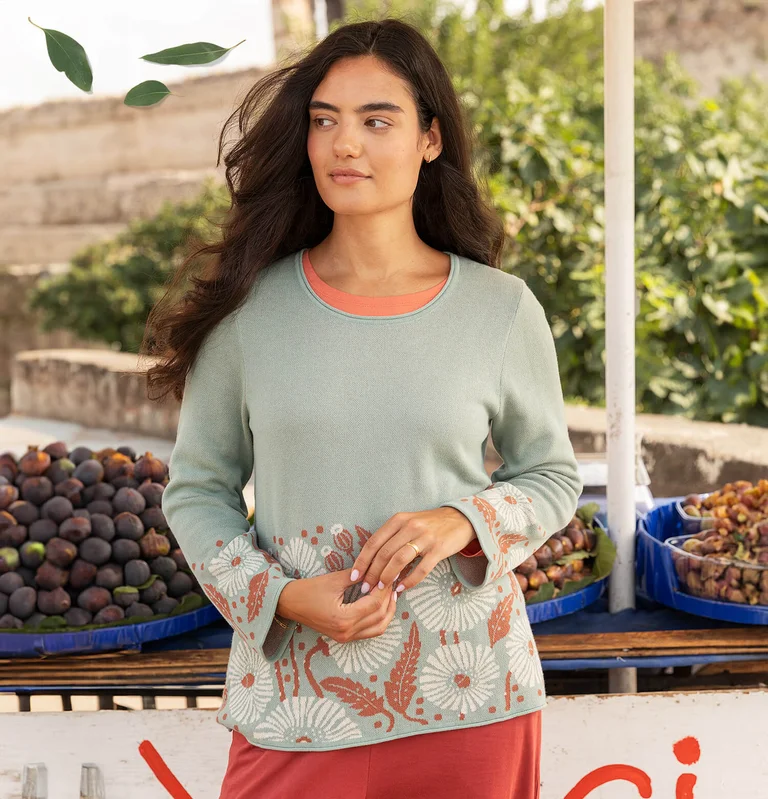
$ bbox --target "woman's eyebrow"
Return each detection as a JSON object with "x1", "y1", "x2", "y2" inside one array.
[{"x1": 308, "y1": 100, "x2": 405, "y2": 114}]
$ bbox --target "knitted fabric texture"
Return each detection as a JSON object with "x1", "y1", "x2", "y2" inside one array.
[{"x1": 161, "y1": 247, "x2": 582, "y2": 752}]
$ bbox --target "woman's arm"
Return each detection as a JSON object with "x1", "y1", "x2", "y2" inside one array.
[
  {"x1": 442, "y1": 283, "x2": 583, "y2": 588},
  {"x1": 161, "y1": 311, "x2": 297, "y2": 663}
]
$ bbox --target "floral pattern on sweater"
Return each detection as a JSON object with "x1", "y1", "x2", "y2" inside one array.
[{"x1": 211, "y1": 556, "x2": 546, "y2": 749}]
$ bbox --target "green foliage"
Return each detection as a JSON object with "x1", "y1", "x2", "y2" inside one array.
[
  {"x1": 411, "y1": 0, "x2": 768, "y2": 425},
  {"x1": 124, "y1": 80, "x2": 172, "y2": 107},
  {"x1": 29, "y1": 0, "x2": 768, "y2": 424},
  {"x1": 26, "y1": 178, "x2": 229, "y2": 353},
  {"x1": 28, "y1": 17, "x2": 93, "y2": 92}
]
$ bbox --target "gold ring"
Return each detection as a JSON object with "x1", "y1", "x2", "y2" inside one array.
[{"x1": 406, "y1": 541, "x2": 420, "y2": 556}]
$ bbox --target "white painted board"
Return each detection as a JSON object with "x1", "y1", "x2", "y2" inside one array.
[{"x1": 0, "y1": 690, "x2": 764, "y2": 798}]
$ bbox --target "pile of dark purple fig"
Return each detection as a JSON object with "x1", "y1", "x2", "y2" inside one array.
[
  {"x1": 0, "y1": 442, "x2": 207, "y2": 632},
  {"x1": 673, "y1": 479, "x2": 768, "y2": 605},
  {"x1": 514, "y1": 502, "x2": 606, "y2": 603}
]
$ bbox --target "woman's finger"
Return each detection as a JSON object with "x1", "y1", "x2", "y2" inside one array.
[
  {"x1": 363, "y1": 531, "x2": 431, "y2": 594},
  {"x1": 393, "y1": 553, "x2": 440, "y2": 593},
  {"x1": 347, "y1": 590, "x2": 398, "y2": 641},
  {"x1": 349, "y1": 513, "x2": 408, "y2": 584}
]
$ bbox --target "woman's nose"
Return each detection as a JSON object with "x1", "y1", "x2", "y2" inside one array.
[{"x1": 332, "y1": 124, "x2": 363, "y2": 158}]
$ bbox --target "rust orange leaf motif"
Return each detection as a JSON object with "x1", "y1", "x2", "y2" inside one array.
[
  {"x1": 355, "y1": 524, "x2": 372, "y2": 548},
  {"x1": 497, "y1": 532, "x2": 529, "y2": 553},
  {"x1": 488, "y1": 592, "x2": 515, "y2": 647},
  {"x1": 202, "y1": 583, "x2": 233, "y2": 623},
  {"x1": 471, "y1": 496, "x2": 497, "y2": 534},
  {"x1": 246, "y1": 570, "x2": 269, "y2": 622},
  {"x1": 320, "y1": 677, "x2": 396, "y2": 732},
  {"x1": 384, "y1": 621, "x2": 428, "y2": 725}
]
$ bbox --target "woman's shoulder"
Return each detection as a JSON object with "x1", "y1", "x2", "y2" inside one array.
[{"x1": 455, "y1": 253, "x2": 529, "y2": 312}]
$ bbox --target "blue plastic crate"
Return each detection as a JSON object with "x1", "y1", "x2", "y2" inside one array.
[
  {"x1": 0, "y1": 604, "x2": 221, "y2": 657},
  {"x1": 636, "y1": 501, "x2": 768, "y2": 625}
]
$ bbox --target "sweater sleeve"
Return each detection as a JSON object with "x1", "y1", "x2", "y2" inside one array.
[
  {"x1": 160, "y1": 310, "x2": 297, "y2": 663},
  {"x1": 442, "y1": 283, "x2": 583, "y2": 588}
]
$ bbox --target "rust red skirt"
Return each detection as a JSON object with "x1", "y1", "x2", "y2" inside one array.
[{"x1": 218, "y1": 710, "x2": 541, "y2": 799}]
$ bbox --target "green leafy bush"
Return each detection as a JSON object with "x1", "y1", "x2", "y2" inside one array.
[
  {"x1": 27, "y1": 178, "x2": 229, "y2": 354},
  {"x1": 28, "y1": 0, "x2": 768, "y2": 424},
  {"x1": 419, "y1": 0, "x2": 768, "y2": 425}
]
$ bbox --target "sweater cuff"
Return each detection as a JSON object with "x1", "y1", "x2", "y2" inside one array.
[
  {"x1": 441, "y1": 482, "x2": 540, "y2": 588},
  {"x1": 199, "y1": 533, "x2": 298, "y2": 663},
  {"x1": 459, "y1": 538, "x2": 484, "y2": 557}
]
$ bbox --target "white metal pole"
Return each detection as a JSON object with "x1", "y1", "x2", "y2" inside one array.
[{"x1": 605, "y1": 0, "x2": 637, "y2": 693}]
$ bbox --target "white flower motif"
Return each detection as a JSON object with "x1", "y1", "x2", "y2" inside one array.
[
  {"x1": 208, "y1": 538, "x2": 266, "y2": 596},
  {"x1": 250, "y1": 696, "x2": 362, "y2": 744},
  {"x1": 505, "y1": 614, "x2": 545, "y2": 688},
  {"x1": 323, "y1": 617, "x2": 403, "y2": 673},
  {"x1": 483, "y1": 483, "x2": 537, "y2": 530},
  {"x1": 419, "y1": 641, "x2": 499, "y2": 715},
  {"x1": 408, "y1": 559, "x2": 498, "y2": 632},
  {"x1": 278, "y1": 538, "x2": 326, "y2": 579},
  {"x1": 330, "y1": 523, "x2": 343, "y2": 535},
  {"x1": 224, "y1": 636, "x2": 274, "y2": 726}
]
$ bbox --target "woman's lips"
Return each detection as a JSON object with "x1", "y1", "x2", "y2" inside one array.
[{"x1": 330, "y1": 174, "x2": 370, "y2": 184}]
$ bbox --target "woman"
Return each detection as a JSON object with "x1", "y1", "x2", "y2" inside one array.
[{"x1": 145, "y1": 17, "x2": 582, "y2": 799}]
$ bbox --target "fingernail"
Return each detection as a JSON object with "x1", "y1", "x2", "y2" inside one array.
[
  {"x1": 393, "y1": 591, "x2": 398, "y2": 601},
  {"x1": 351, "y1": 569, "x2": 359, "y2": 581},
  {"x1": 377, "y1": 581, "x2": 384, "y2": 590},
  {"x1": 396, "y1": 583, "x2": 405, "y2": 593},
  {"x1": 361, "y1": 582, "x2": 370, "y2": 594}
]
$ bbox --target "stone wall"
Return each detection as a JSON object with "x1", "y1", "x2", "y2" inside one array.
[
  {"x1": 0, "y1": 265, "x2": 107, "y2": 417},
  {"x1": 10, "y1": 349, "x2": 177, "y2": 441},
  {"x1": 567, "y1": 404, "x2": 768, "y2": 496},
  {"x1": 0, "y1": 68, "x2": 268, "y2": 266},
  {"x1": 636, "y1": 0, "x2": 768, "y2": 96}
]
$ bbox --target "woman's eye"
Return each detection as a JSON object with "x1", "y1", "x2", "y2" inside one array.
[{"x1": 311, "y1": 118, "x2": 389, "y2": 129}]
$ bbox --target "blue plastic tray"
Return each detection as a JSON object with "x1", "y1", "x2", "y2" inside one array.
[
  {"x1": 636, "y1": 501, "x2": 768, "y2": 625},
  {"x1": 0, "y1": 604, "x2": 221, "y2": 658},
  {"x1": 527, "y1": 577, "x2": 607, "y2": 624},
  {"x1": 525, "y1": 515, "x2": 610, "y2": 623}
]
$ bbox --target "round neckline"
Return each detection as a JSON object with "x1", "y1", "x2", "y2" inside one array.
[
  {"x1": 296, "y1": 247, "x2": 459, "y2": 321},
  {"x1": 304, "y1": 249, "x2": 448, "y2": 306}
]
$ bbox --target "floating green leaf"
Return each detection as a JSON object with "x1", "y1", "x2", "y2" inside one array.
[
  {"x1": 28, "y1": 17, "x2": 93, "y2": 92},
  {"x1": 124, "y1": 80, "x2": 172, "y2": 107},
  {"x1": 140, "y1": 39, "x2": 246, "y2": 65}
]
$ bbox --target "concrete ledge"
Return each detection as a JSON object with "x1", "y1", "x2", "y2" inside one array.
[
  {"x1": 566, "y1": 404, "x2": 768, "y2": 495},
  {"x1": 11, "y1": 349, "x2": 178, "y2": 440}
]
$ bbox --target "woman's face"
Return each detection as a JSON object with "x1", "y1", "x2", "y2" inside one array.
[{"x1": 307, "y1": 55, "x2": 440, "y2": 217}]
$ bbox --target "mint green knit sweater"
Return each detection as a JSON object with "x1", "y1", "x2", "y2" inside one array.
[{"x1": 161, "y1": 247, "x2": 582, "y2": 752}]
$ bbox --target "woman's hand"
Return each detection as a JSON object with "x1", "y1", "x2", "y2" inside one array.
[
  {"x1": 349, "y1": 508, "x2": 477, "y2": 597},
  {"x1": 278, "y1": 567, "x2": 399, "y2": 643}
]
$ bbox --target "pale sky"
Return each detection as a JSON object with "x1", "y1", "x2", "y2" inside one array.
[{"x1": 1, "y1": 0, "x2": 601, "y2": 111}]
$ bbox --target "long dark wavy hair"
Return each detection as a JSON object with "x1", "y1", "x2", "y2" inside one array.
[{"x1": 140, "y1": 17, "x2": 505, "y2": 403}]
